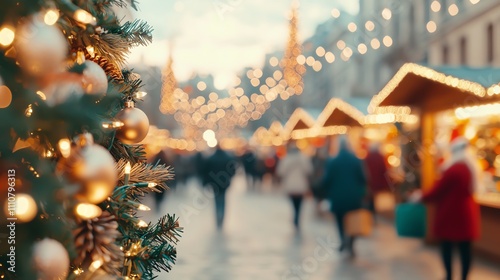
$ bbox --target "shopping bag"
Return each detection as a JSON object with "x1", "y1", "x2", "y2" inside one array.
[
  {"x1": 345, "y1": 209, "x2": 373, "y2": 237},
  {"x1": 395, "y1": 203, "x2": 427, "y2": 238},
  {"x1": 375, "y1": 191, "x2": 396, "y2": 212}
]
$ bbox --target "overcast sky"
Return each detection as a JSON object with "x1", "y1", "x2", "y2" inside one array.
[{"x1": 126, "y1": 0, "x2": 359, "y2": 89}]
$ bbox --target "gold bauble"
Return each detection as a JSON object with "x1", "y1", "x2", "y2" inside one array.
[
  {"x1": 57, "y1": 134, "x2": 117, "y2": 204},
  {"x1": 82, "y1": 61, "x2": 108, "y2": 95},
  {"x1": 115, "y1": 101, "x2": 149, "y2": 144},
  {"x1": 39, "y1": 72, "x2": 84, "y2": 107},
  {"x1": 14, "y1": 14, "x2": 67, "y2": 77},
  {"x1": 32, "y1": 238, "x2": 70, "y2": 280}
]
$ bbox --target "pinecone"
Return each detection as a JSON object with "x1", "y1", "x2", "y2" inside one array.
[
  {"x1": 85, "y1": 53, "x2": 124, "y2": 82},
  {"x1": 73, "y1": 211, "x2": 124, "y2": 275}
]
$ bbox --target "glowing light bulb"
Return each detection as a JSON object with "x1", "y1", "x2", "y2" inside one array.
[
  {"x1": 137, "y1": 204, "x2": 151, "y2": 211},
  {"x1": 137, "y1": 220, "x2": 148, "y2": 227},
  {"x1": 44, "y1": 9, "x2": 60, "y2": 25},
  {"x1": 124, "y1": 162, "x2": 131, "y2": 175},
  {"x1": 74, "y1": 9, "x2": 96, "y2": 25},
  {"x1": 75, "y1": 203, "x2": 102, "y2": 220},
  {"x1": 58, "y1": 138, "x2": 71, "y2": 158},
  {"x1": 0, "y1": 27, "x2": 15, "y2": 46}
]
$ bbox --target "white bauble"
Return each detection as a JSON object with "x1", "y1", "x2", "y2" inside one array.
[
  {"x1": 82, "y1": 61, "x2": 108, "y2": 95},
  {"x1": 32, "y1": 238, "x2": 70, "y2": 280},
  {"x1": 14, "y1": 15, "x2": 68, "y2": 77}
]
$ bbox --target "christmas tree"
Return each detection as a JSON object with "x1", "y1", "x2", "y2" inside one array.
[
  {"x1": 280, "y1": 0, "x2": 305, "y2": 97},
  {"x1": 0, "y1": 0, "x2": 182, "y2": 279}
]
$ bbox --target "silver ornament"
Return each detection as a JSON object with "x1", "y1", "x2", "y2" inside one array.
[
  {"x1": 14, "y1": 14, "x2": 68, "y2": 77},
  {"x1": 82, "y1": 61, "x2": 108, "y2": 95},
  {"x1": 32, "y1": 238, "x2": 70, "y2": 280}
]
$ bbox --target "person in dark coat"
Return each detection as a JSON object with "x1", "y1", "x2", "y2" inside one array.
[
  {"x1": 152, "y1": 149, "x2": 176, "y2": 212},
  {"x1": 414, "y1": 137, "x2": 480, "y2": 280},
  {"x1": 239, "y1": 148, "x2": 258, "y2": 191},
  {"x1": 203, "y1": 145, "x2": 237, "y2": 229},
  {"x1": 323, "y1": 137, "x2": 367, "y2": 256},
  {"x1": 365, "y1": 144, "x2": 391, "y2": 217}
]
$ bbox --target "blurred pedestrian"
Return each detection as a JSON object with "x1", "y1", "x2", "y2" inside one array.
[
  {"x1": 365, "y1": 143, "x2": 391, "y2": 218},
  {"x1": 411, "y1": 137, "x2": 480, "y2": 280},
  {"x1": 323, "y1": 136, "x2": 367, "y2": 256},
  {"x1": 276, "y1": 142, "x2": 313, "y2": 229},
  {"x1": 203, "y1": 145, "x2": 237, "y2": 229},
  {"x1": 152, "y1": 149, "x2": 176, "y2": 212},
  {"x1": 239, "y1": 147, "x2": 258, "y2": 191}
]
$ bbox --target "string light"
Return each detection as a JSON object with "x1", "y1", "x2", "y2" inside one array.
[
  {"x1": 370, "y1": 38, "x2": 381, "y2": 49},
  {"x1": 336, "y1": 40, "x2": 346, "y2": 50},
  {"x1": 137, "y1": 220, "x2": 148, "y2": 227},
  {"x1": 75, "y1": 203, "x2": 102, "y2": 219},
  {"x1": 470, "y1": 0, "x2": 480, "y2": 4},
  {"x1": 0, "y1": 26, "x2": 15, "y2": 46},
  {"x1": 427, "y1": 21, "x2": 437, "y2": 33},
  {"x1": 73, "y1": 268, "x2": 84, "y2": 275},
  {"x1": 137, "y1": 204, "x2": 151, "y2": 211},
  {"x1": 431, "y1": 1, "x2": 441, "y2": 12},
  {"x1": 58, "y1": 138, "x2": 71, "y2": 158},
  {"x1": 383, "y1": 36, "x2": 393, "y2": 47},
  {"x1": 325, "y1": 52, "x2": 335, "y2": 63},
  {"x1": 331, "y1": 8, "x2": 340, "y2": 18},
  {"x1": 448, "y1": 4, "x2": 459, "y2": 16},
  {"x1": 124, "y1": 162, "x2": 131, "y2": 185},
  {"x1": 44, "y1": 9, "x2": 59, "y2": 25},
  {"x1": 316, "y1": 46, "x2": 326, "y2": 57},
  {"x1": 358, "y1": 44, "x2": 368, "y2": 54},
  {"x1": 89, "y1": 259, "x2": 103, "y2": 272},
  {"x1": 74, "y1": 9, "x2": 96, "y2": 25},
  {"x1": 347, "y1": 22, "x2": 357, "y2": 32},
  {"x1": 382, "y1": 8, "x2": 392, "y2": 20},
  {"x1": 365, "y1": 21, "x2": 375, "y2": 31}
]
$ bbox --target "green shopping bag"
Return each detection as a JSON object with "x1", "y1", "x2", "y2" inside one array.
[{"x1": 395, "y1": 203, "x2": 427, "y2": 238}]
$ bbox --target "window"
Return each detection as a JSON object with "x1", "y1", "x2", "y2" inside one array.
[
  {"x1": 460, "y1": 37, "x2": 467, "y2": 65},
  {"x1": 488, "y1": 24, "x2": 494, "y2": 63},
  {"x1": 442, "y1": 44, "x2": 449, "y2": 64}
]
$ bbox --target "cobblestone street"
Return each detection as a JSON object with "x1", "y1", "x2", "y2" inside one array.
[{"x1": 144, "y1": 175, "x2": 500, "y2": 280}]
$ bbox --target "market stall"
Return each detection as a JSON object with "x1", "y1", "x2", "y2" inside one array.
[{"x1": 369, "y1": 63, "x2": 500, "y2": 260}]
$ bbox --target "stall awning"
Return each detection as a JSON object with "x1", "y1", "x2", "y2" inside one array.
[
  {"x1": 368, "y1": 63, "x2": 500, "y2": 113},
  {"x1": 283, "y1": 108, "x2": 315, "y2": 139},
  {"x1": 313, "y1": 98, "x2": 365, "y2": 135}
]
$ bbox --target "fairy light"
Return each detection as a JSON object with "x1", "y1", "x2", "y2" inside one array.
[
  {"x1": 137, "y1": 204, "x2": 151, "y2": 211},
  {"x1": 371, "y1": 38, "x2": 381, "y2": 49},
  {"x1": 89, "y1": 259, "x2": 103, "y2": 272},
  {"x1": 357, "y1": 44, "x2": 368, "y2": 54},
  {"x1": 316, "y1": 46, "x2": 326, "y2": 57},
  {"x1": 25, "y1": 104, "x2": 33, "y2": 117},
  {"x1": 431, "y1": 1, "x2": 441, "y2": 12},
  {"x1": 470, "y1": 0, "x2": 480, "y2": 4},
  {"x1": 325, "y1": 52, "x2": 335, "y2": 63},
  {"x1": 336, "y1": 40, "x2": 346, "y2": 50},
  {"x1": 124, "y1": 162, "x2": 131, "y2": 185},
  {"x1": 383, "y1": 36, "x2": 393, "y2": 47},
  {"x1": 381, "y1": 8, "x2": 392, "y2": 20},
  {"x1": 347, "y1": 22, "x2": 357, "y2": 32},
  {"x1": 73, "y1": 268, "x2": 84, "y2": 275},
  {"x1": 75, "y1": 203, "x2": 102, "y2": 220},
  {"x1": 36, "y1": 91, "x2": 47, "y2": 100},
  {"x1": 74, "y1": 9, "x2": 96, "y2": 25},
  {"x1": 448, "y1": 4, "x2": 459, "y2": 16},
  {"x1": 44, "y1": 9, "x2": 59, "y2": 25},
  {"x1": 427, "y1": 21, "x2": 437, "y2": 33},
  {"x1": 58, "y1": 138, "x2": 71, "y2": 158},
  {"x1": 0, "y1": 26, "x2": 15, "y2": 46},
  {"x1": 137, "y1": 220, "x2": 148, "y2": 227},
  {"x1": 365, "y1": 21, "x2": 375, "y2": 31},
  {"x1": 135, "y1": 91, "x2": 147, "y2": 99},
  {"x1": 331, "y1": 8, "x2": 340, "y2": 18},
  {"x1": 86, "y1": 45, "x2": 95, "y2": 57}
]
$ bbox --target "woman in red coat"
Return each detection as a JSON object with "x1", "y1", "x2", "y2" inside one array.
[{"x1": 419, "y1": 137, "x2": 480, "y2": 280}]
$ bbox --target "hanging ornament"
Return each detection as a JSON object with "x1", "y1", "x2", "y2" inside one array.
[
  {"x1": 82, "y1": 60, "x2": 108, "y2": 95},
  {"x1": 74, "y1": 211, "x2": 123, "y2": 275},
  {"x1": 14, "y1": 14, "x2": 67, "y2": 77},
  {"x1": 57, "y1": 133, "x2": 117, "y2": 204},
  {"x1": 32, "y1": 238, "x2": 70, "y2": 280},
  {"x1": 115, "y1": 101, "x2": 149, "y2": 144},
  {"x1": 38, "y1": 72, "x2": 84, "y2": 107}
]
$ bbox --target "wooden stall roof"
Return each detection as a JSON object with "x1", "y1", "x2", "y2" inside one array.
[
  {"x1": 284, "y1": 108, "x2": 315, "y2": 132},
  {"x1": 368, "y1": 63, "x2": 500, "y2": 113},
  {"x1": 315, "y1": 98, "x2": 365, "y2": 128}
]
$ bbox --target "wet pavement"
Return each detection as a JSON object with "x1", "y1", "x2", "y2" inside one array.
[{"x1": 143, "y1": 174, "x2": 500, "y2": 280}]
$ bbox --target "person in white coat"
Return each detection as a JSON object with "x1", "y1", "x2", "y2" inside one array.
[{"x1": 277, "y1": 143, "x2": 313, "y2": 229}]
